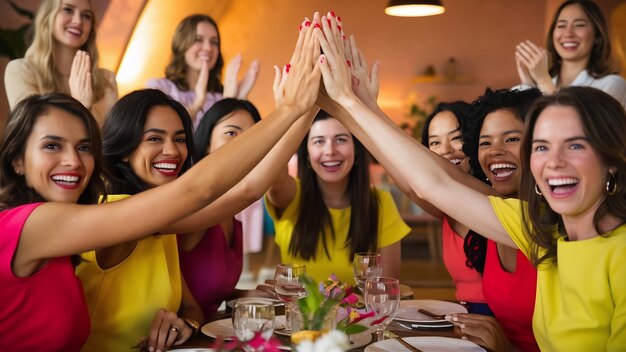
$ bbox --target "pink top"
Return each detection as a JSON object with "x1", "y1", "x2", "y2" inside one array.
[
  {"x1": 441, "y1": 217, "x2": 485, "y2": 303},
  {"x1": 483, "y1": 240, "x2": 539, "y2": 352},
  {"x1": 146, "y1": 78, "x2": 223, "y2": 129},
  {"x1": 177, "y1": 219, "x2": 243, "y2": 319},
  {"x1": 0, "y1": 203, "x2": 90, "y2": 351}
]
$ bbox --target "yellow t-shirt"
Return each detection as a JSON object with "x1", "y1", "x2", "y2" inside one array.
[
  {"x1": 266, "y1": 179, "x2": 411, "y2": 284},
  {"x1": 489, "y1": 196, "x2": 626, "y2": 351},
  {"x1": 76, "y1": 194, "x2": 182, "y2": 352}
]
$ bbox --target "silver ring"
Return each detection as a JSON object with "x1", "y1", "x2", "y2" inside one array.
[{"x1": 170, "y1": 326, "x2": 180, "y2": 333}]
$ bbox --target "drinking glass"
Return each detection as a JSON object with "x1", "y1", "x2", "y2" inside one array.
[
  {"x1": 353, "y1": 252, "x2": 382, "y2": 293},
  {"x1": 232, "y1": 298, "x2": 275, "y2": 351},
  {"x1": 274, "y1": 263, "x2": 307, "y2": 331},
  {"x1": 364, "y1": 277, "x2": 400, "y2": 341}
]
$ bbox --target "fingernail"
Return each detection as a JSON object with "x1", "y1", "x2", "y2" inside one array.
[
  {"x1": 337, "y1": 16, "x2": 342, "y2": 23},
  {"x1": 314, "y1": 22, "x2": 321, "y2": 29},
  {"x1": 347, "y1": 60, "x2": 352, "y2": 68},
  {"x1": 342, "y1": 35, "x2": 346, "y2": 40},
  {"x1": 148, "y1": 347, "x2": 154, "y2": 352},
  {"x1": 460, "y1": 323, "x2": 466, "y2": 329},
  {"x1": 285, "y1": 63, "x2": 291, "y2": 73},
  {"x1": 327, "y1": 18, "x2": 331, "y2": 27},
  {"x1": 304, "y1": 20, "x2": 311, "y2": 27},
  {"x1": 452, "y1": 316, "x2": 459, "y2": 322},
  {"x1": 461, "y1": 336, "x2": 468, "y2": 340},
  {"x1": 320, "y1": 56, "x2": 325, "y2": 63},
  {"x1": 337, "y1": 25, "x2": 342, "y2": 32},
  {"x1": 329, "y1": 11, "x2": 336, "y2": 17},
  {"x1": 299, "y1": 25, "x2": 303, "y2": 31},
  {"x1": 444, "y1": 315, "x2": 452, "y2": 321}
]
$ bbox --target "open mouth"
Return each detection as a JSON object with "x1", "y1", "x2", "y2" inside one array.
[
  {"x1": 321, "y1": 161, "x2": 342, "y2": 172},
  {"x1": 66, "y1": 27, "x2": 83, "y2": 36},
  {"x1": 51, "y1": 174, "x2": 80, "y2": 188},
  {"x1": 489, "y1": 162, "x2": 517, "y2": 180},
  {"x1": 547, "y1": 177, "x2": 579, "y2": 195},
  {"x1": 153, "y1": 162, "x2": 179, "y2": 176},
  {"x1": 561, "y1": 41, "x2": 579, "y2": 49},
  {"x1": 449, "y1": 158, "x2": 463, "y2": 166}
]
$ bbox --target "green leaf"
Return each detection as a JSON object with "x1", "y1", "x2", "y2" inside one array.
[{"x1": 344, "y1": 324, "x2": 368, "y2": 335}]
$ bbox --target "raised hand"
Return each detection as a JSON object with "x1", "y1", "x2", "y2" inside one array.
[
  {"x1": 515, "y1": 40, "x2": 554, "y2": 93},
  {"x1": 237, "y1": 59, "x2": 260, "y2": 99},
  {"x1": 345, "y1": 35, "x2": 380, "y2": 110},
  {"x1": 189, "y1": 59, "x2": 210, "y2": 119},
  {"x1": 68, "y1": 50, "x2": 93, "y2": 108},
  {"x1": 223, "y1": 54, "x2": 260, "y2": 99},
  {"x1": 279, "y1": 13, "x2": 322, "y2": 115}
]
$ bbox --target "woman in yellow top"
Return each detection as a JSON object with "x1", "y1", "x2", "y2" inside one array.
[
  {"x1": 4, "y1": 0, "x2": 118, "y2": 128},
  {"x1": 314, "y1": 14, "x2": 625, "y2": 350},
  {"x1": 265, "y1": 108, "x2": 410, "y2": 285}
]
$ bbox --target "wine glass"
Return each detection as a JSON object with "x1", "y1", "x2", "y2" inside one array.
[
  {"x1": 274, "y1": 263, "x2": 307, "y2": 331},
  {"x1": 364, "y1": 277, "x2": 400, "y2": 341},
  {"x1": 232, "y1": 298, "x2": 275, "y2": 351},
  {"x1": 353, "y1": 252, "x2": 382, "y2": 293}
]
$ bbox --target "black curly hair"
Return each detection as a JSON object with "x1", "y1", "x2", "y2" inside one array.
[{"x1": 461, "y1": 87, "x2": 542, "y2": 273}]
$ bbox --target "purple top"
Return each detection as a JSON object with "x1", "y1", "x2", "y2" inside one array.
[
  {"x1": 146, "y1": 78, "x2": 223, "y2": 129},
  {"x1": 0, "y1": 203, "x2": 90, "y2": 351},
  {"x1": 177, "y1": 219, "x2": 243, "y2": 319}
]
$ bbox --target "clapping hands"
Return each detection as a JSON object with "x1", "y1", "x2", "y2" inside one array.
[
  {"x1": 515, "y1": 40, "x2": 552, "y2": 92},
  {"x1": 69, "y1": 50, "x2": 94, "y2": 108},
  {"x1": 223, "y1": 54, "x2": 260, "y2": 99}
]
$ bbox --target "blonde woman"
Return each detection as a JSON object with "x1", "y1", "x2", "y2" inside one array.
[{"x1": 4, "y1": 0, "x2": 117, "y2": 126}]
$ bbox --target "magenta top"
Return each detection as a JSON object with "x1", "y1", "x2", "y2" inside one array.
[
  {"x1": 442, "y1": 217, "x2": 486, "y2": 303},
  {"x1": 0, "y1": 203, "x2": 90, "y2": 351},
  {"x1": 177, "y1": 219, "x2": 243, "y2": 319},
  {"x1": 146, "y1": 78, "x2": 223, "y2": 130},
  {"x1": 483, "y1": 240, "x2": 539, "y2": 352}
]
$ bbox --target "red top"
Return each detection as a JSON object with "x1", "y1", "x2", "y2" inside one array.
[
  {"x1": 483, "y1": 240, "x2": 539, "y2": 352},
  {"x1": 0, "y1": 203, "x2": 90, "y2": 351},
  {"x1": 442, "y1": 217, "x2": 485, "y2": 303}
]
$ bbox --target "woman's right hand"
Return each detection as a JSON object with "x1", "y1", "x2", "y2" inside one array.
[
  {"x1": 68, "y1": 50, "x2": 94, "y2": 108},
  {"x1": 447, "y1": 313, "x2": 520, "y2": 352},
  {"x1": 191, "y1": 59, "x2": 210, "y2": 113},
  {"x1": 515, "y1": 40, "x2": 552, "y2": 91},
  {"x1": 345, "y1": 35, "x2": 380, "y2": 111}
]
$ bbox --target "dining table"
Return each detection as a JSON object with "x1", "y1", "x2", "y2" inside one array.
[{"x1": 176, "y1": 287, "x2": 480, "y2": 352}]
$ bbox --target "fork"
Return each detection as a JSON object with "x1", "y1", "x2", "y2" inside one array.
[
  {"x1": 385, "y1": 330, "x2": 423, "y2": 352},
  {"x1": 418, "y1": 308, "x2": 447, "y2": 319}
]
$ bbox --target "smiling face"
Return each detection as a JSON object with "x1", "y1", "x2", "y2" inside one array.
[
  {"x1": 208, "y1": 109, "x2": 256, "y2": 153},
  {"x1": 13, "y1": 107, "x2": 94, "y2": 203},
  {"x1": 307, "y1": 118, "x2": 355, "y2": 187},
  {"x1": 478, "y1": 109, "x2": 524, "y2": 197},
  {"x1": 52, "y1": 0, "x2": 93, "y2": 49},
  {"x1": 184, "y1": 21, "x2": 219, "y2": 72},
  {"x1": 552, "y1": 3, "x2": 595, "y2": 65},
  {"x1": 126, "y1": 105, "x2": 188, "y2": 188},
  {"x1": 530, "y1": 105, "x2": 609, "y2": 220},
  {"x1": 427, "y1": 111, "x2": 470, "y2": 173}
]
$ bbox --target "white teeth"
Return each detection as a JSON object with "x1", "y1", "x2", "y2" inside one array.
[
  {"x1": 489, "y1": 163, "x2": 516, "y2": 172},
  {"x1": 153, "y1": 163, "x2": 177, "y2": 170},
  {"x1": 562, "y1": 42, "x2": 578, "y2": 48},
  {"x1": 547, "y1": 178, "x2": 578, "y2": 186},
  {"x1": 450, "y1": 158, "x2": 462, "y2": 165},
  {"x1": 322, "y1": 161, "x2": 341, "y2": 167},
  {"x1": 52, "y1": 175, "x2": 79, "y2": 183}
]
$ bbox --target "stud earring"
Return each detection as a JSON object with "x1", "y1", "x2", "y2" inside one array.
[{"x1": 535, "y1": 184, "x2": 543, "y2": 196}]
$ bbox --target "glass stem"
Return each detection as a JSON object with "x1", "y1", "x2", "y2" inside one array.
[
  {"x1": 284, "y1": 302, "x2": 292, "y2": 331},
  {"x1": 376, "y1": 328, "x2": 385, "y2": 341}
]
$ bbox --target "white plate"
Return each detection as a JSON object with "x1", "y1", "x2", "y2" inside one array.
[
  {"x1": 364, "y1": 336, "x2": 485, "y2": 352},
  {"x1": 394, "y1": 299, "x2": 467, "y2": 323}
]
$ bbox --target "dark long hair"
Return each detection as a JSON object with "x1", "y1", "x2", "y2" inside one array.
[
  {"x1": 194, "y1": 98, "x2": 261, "y2": 159},
  {"x1": 520, "y1": 87, "x2": 626, "y2": 266},
  {"x1": 420, "y1": 101, "x2": 470, "y2": 147},
  {"x1": 546, "y1": 0, "x2": 614, "y2": 78},
  {"x1": 165, "y1": 14, "x2": 224, "y2": 93},
  {"x1": 290, "y1": 111, "x2": 380, "y2": 261},
  {"x1": 101, "y1": 89, "x2": 195, "y2": 195},
  {"x1": 0, "y1": 93, "x2": 105, "y2": 211},
  {"x1": 461, "y1": 88, "x2": 542, "y2": 273}
]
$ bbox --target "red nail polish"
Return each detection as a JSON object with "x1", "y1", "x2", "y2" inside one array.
[
  {"x1": 330, "y1": 11, "x2": 336, "y2": 17},
  {"x1": 285, "y1": 63, "x2": 291, "y2": 73},
  {"x1": 347, "y1": 60, "x2": 351, "y2": 68},
  {"x1": 314, "y1": 23, "x2": 321, "y2": 29},
  {"x1": 320, "y1": 56, "x2": 325, "y2": 63},
  {"x1": 327, "y1": 18, "x2": 331, "y2": 27},
  {"x1": 304, "y1": 20, "x2": 311, "y2": 27},
  {"x1": 299, "y1": 25, "x2": 303, "y2": 31},
  {"x1": 337, "y1": 25, "x2": 342, "y2": 32},
  {"x1": 337, "y1": 16, "x2": 342, "y2": 23},
  {"x1": 342, "y1": 35, "x2": 346, "y2": 40}
]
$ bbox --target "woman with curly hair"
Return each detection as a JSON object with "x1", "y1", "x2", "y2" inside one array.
[
  {"x1": 147, "y1": 14, "x2": 259, "y2": 129},
  {"x1": 4, "y1": 0, "x2": 118, "y2": 126}
]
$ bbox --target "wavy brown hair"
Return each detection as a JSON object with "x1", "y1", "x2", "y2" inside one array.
[
  {"x1": 520, "y1": 87, "x2": 626, "y2": 266},
  {"x1": 290, "y1": 111, "x2": 380, "y2": 262},
  {"x1": 546, "y1": 0, "x2": 615, "y2": 78},
  {"x1": 24, "y1": 0, "x2": 110, "y2": 101},
  {"x1": 165, "y1": 14, "x2": 224, "y2": 93},
  {"x1": 0, "y1": 93, "x2": 105, "y2": 211}
]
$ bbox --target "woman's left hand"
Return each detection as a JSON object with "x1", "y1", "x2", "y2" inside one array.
[
  {"x1": 144, "y1": 308, "x2": 193, "y2": 351},
  {"x1": 68, "y1": 50, "x2": 94, "y2": 108},
  {"x1": 224, "y1": 54, "x2": 261, "y2": 100},
  {"x1": 515, "y1": 40, "x2": 552, "y2": 91},
  {"x1": 447, "y1": 313, "x2": 520, "y2": 352}
]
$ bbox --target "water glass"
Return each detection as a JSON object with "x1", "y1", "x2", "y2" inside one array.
[
  {"x1": 274, "y1": 263, "x2": 307, "y2": 331},
  {"x1": 364, "y1": 277, "x2": 400, "y2": 341},
  {"x1": 232, "y1": 298, "x2": 275, "y2": 351},
  {"x1": 353, "y1": 252, "x2": 382, "y2": 293}
]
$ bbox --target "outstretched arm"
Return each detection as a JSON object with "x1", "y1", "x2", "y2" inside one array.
[{"x1": 314, "y1": 15, "x2": 513, "y2": 247}]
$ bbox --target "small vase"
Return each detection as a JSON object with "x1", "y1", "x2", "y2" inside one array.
[{"x1": 289, "y1": 305, "x2": 338, "y2": 349}]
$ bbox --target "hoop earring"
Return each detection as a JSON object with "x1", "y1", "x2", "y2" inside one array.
[
  {"x1": 535, "y1": 183, "x2": 543, "y2": 196},
  {"x1": 606, "y1": 173, "x2": 617, "y2": 196}
]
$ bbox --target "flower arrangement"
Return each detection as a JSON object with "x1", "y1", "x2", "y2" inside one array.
[
  {"x1": 211, "y1": 331, "x2": 282, "y2": 352},
  {"x1": 297, "y1": 274, "x2": 373, "y2": 335}
]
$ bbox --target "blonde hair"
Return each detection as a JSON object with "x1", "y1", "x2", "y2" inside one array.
[{"x1": 24, "y1": 0, "x2": 108, "y2": 101}]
